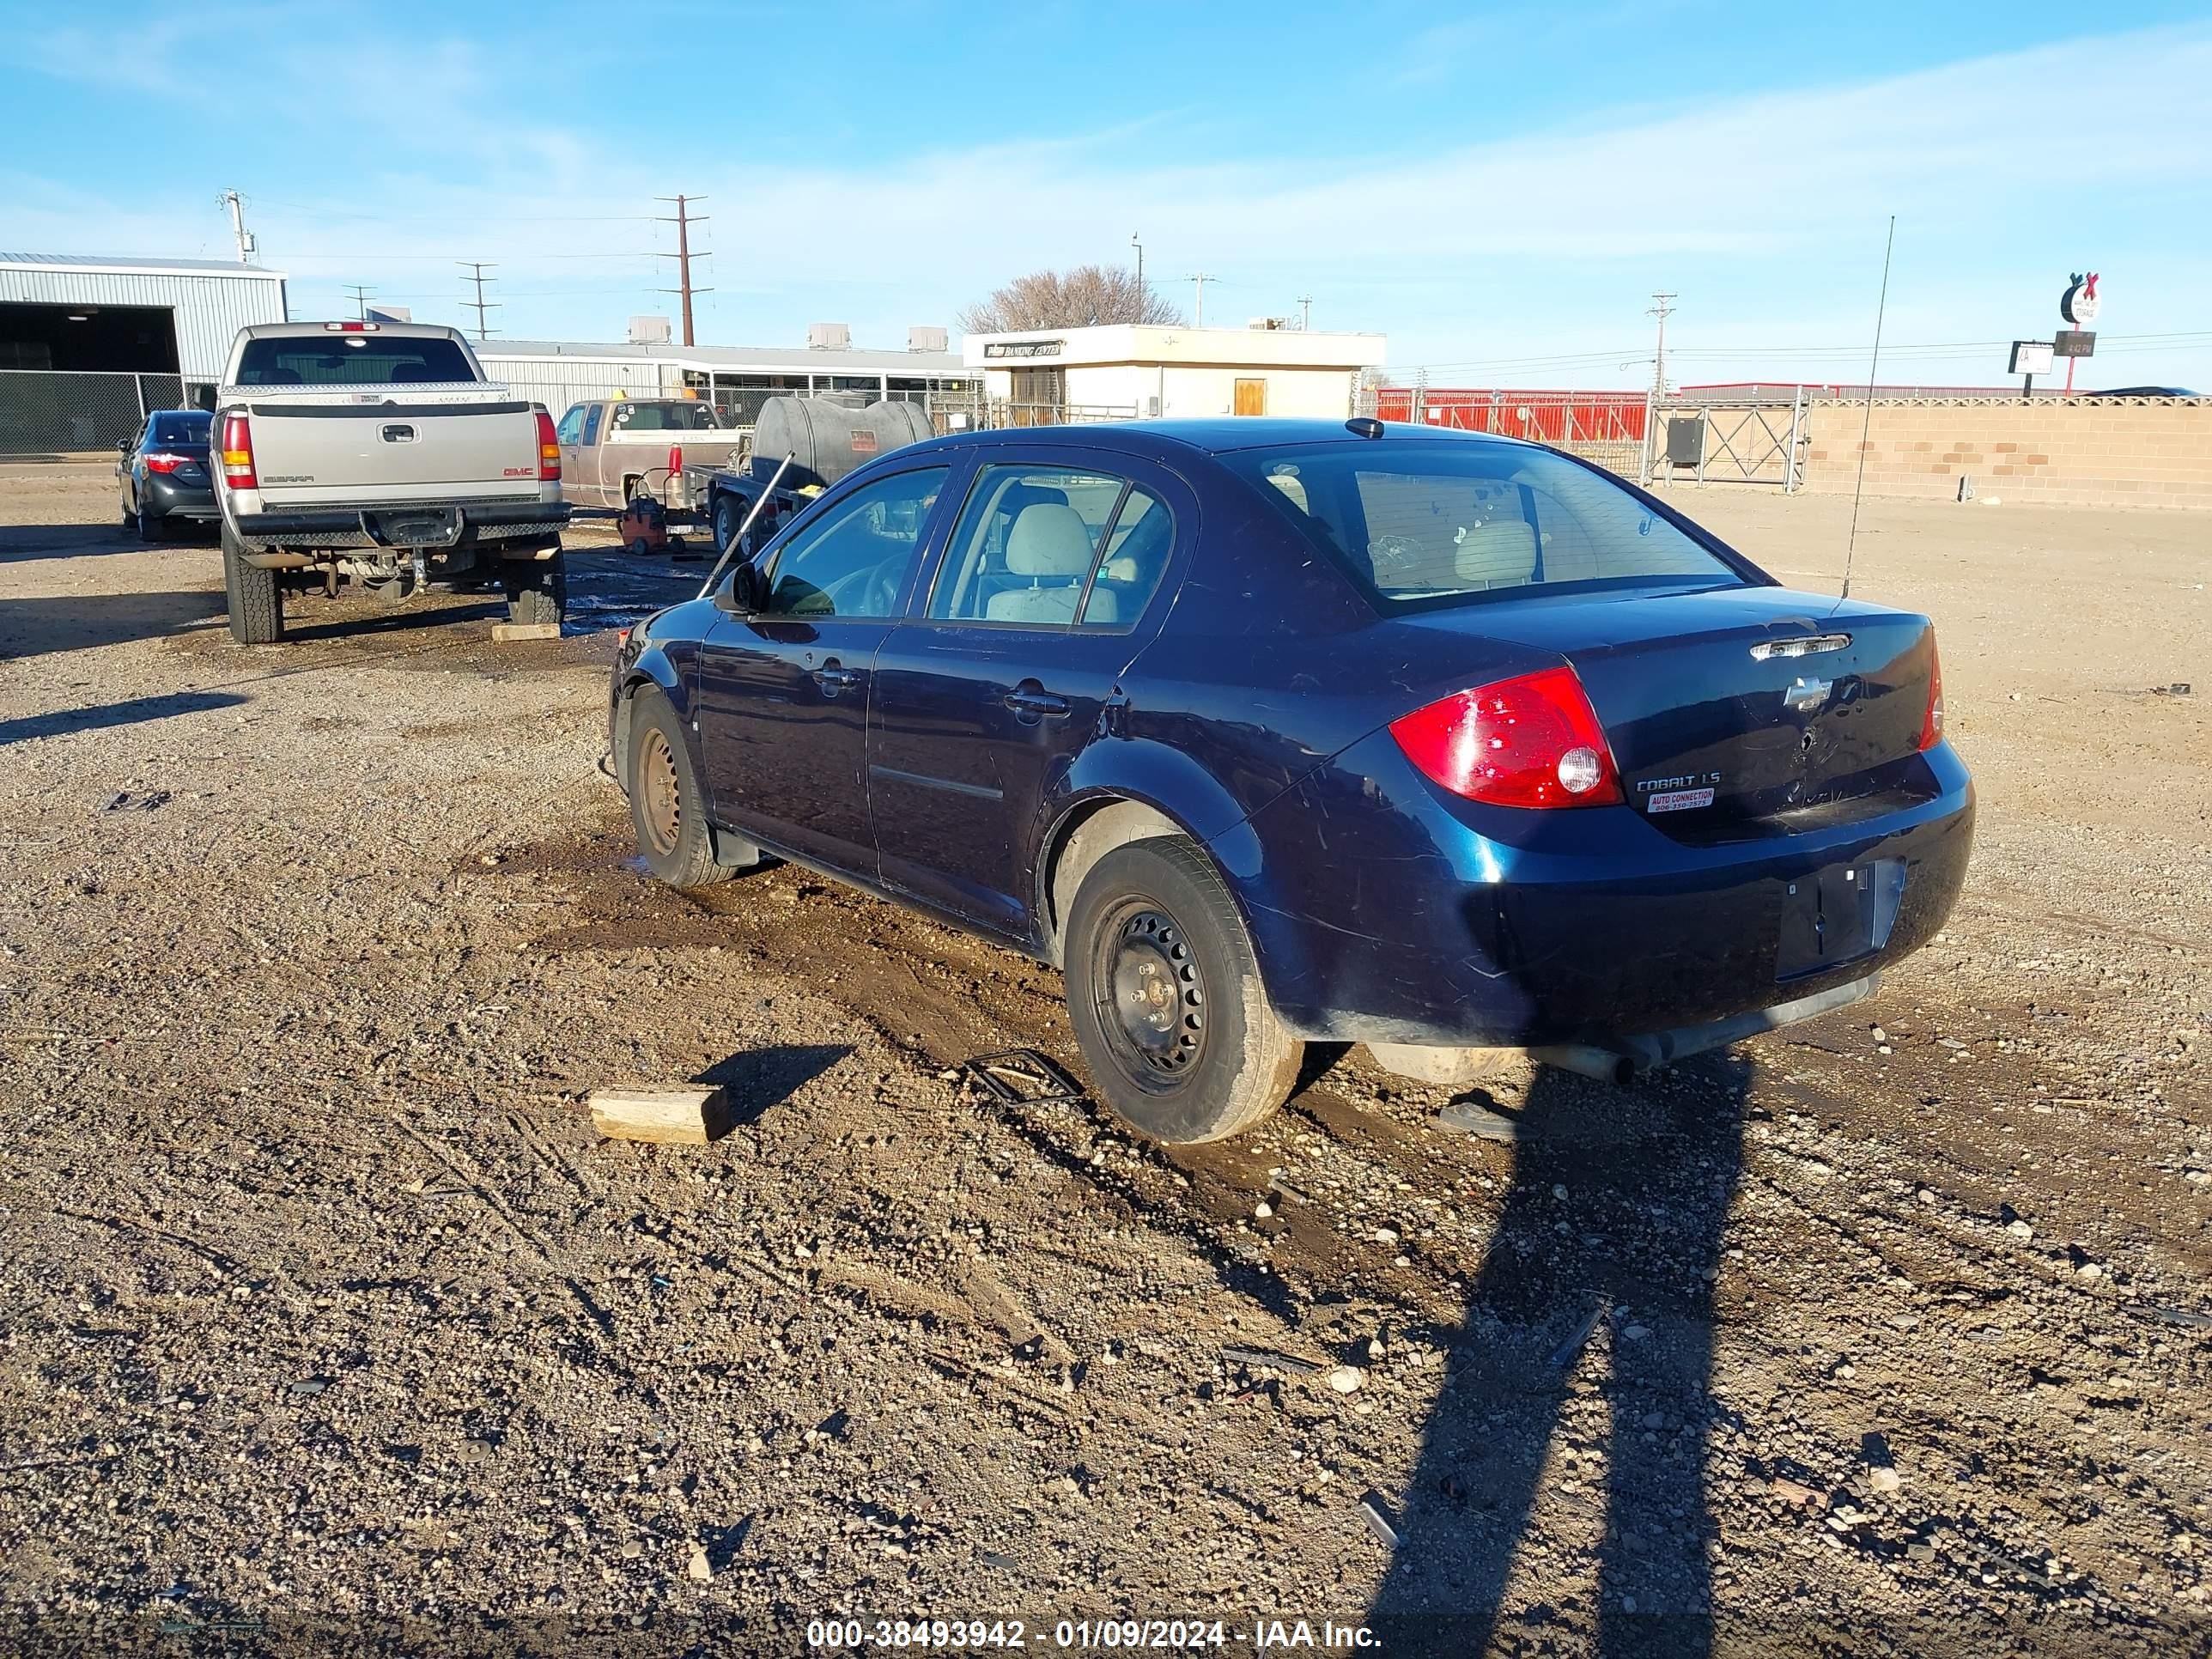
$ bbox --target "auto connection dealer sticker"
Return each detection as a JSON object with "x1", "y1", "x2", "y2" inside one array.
[{"x1": 1647, "y1": 787, "x2": 1717, "y2": 813}]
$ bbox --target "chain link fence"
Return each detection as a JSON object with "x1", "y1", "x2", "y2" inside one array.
[{"x1": 0, "y1": 370, "x2": 200, "y2": 458}]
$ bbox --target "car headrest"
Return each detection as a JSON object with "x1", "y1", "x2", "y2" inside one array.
[
  {"x1": 1005, "y1": 503, "x2": 1095, "y2": 578},
  {"x1": 389, "y1": 362, "x2": 434, "y2": 382},
  {"x1": 1455, "y1": 519, "x2": 1539, "y2": 587}
]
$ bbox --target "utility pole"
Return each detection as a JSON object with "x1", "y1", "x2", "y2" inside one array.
[
  {"x1": 1647, "y1": 291, "x2": 1676, "y2": 398},
  {"x1": 458, "y1": 262, "x2": 500, "y2": 341},
  {"x1": 344, "y1": 284, "x2": 374, "y2": 321},
  {"x1": 1131, "y1": 233, "x2": 1143, "y2": 295},
  {"x1": 654, "y1": 193, "x2": 712, "y2": 347},
  {"x1": 1297, "y1": 295, "x2": 1313, "y2": 331},
  {"x1": 219, "y1": 190, "x2": 257, "y2": 264},
  {"x1": 1187, "y1": 272, "x2": 1212, "y2": 327}
]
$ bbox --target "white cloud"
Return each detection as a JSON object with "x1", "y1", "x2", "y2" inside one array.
[{"x1": 3, "y1": 17, "x2": 2207, "y2": 381}]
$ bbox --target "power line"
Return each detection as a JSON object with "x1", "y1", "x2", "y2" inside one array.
[
  {"x1": 654, "y1": 194, "x2": 712, "y2": 348},
  {"x1": 458, "y1": 262, "x2": 500, "y2": 341},
  {"x1": 343, "y1": 284, "x2": 374, "y2": 320}
]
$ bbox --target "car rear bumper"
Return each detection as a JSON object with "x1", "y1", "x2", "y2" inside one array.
[
  {"x1": 143, "y1": 476, "x2": 217, "y2": 518},
  {"x1": 233, "y1": 498, "x2": 572, "y2": 550},
  {"x1": 1224, "y1": 732, "x2": 1975, "y2": 1048}
]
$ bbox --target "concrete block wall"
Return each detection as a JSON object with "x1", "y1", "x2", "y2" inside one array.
[{"x1": 1798, "y1": 398, "x2": 2212, "y2": 509}]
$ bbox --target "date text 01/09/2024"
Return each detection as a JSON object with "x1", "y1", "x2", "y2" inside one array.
[{"x1": 803, "y1": 1619, "x2": 1381, "y2": 1650}]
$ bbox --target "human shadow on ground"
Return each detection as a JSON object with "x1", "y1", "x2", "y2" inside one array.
[
  {"x1": 1368, "y1": 1053, "x2": 1751, "y2": 1657},
  {"x1": 0, "y1": 689, "x2": 247, "y2": 746}
]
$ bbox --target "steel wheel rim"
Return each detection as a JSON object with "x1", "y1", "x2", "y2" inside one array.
[
  {"x1": 638, "y1": 729, "x2": 683, "y2": 855},
  {"x1": 1093, "y1": 905, "x2": 1206, "y2": 1085}
]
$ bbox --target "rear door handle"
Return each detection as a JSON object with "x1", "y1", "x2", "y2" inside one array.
[{"x1": 1005, "y1": 688, "x2": 1071, "y2": 719}]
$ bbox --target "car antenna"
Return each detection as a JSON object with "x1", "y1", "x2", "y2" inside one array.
[
  {"x1": 696, "y1": 453, "x2": 795, "y2": 602},
  {"x1": 1837, "y1": 214, "x2": 1895, "y2": 609}
]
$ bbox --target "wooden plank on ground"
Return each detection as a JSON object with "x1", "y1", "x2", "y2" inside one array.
[
  {"x1": 491, "y1": 621, "x2": 561, "y2": 643},
  {"x1": 589, "y1": 1085, "x2": 732, "y2": 1146}
]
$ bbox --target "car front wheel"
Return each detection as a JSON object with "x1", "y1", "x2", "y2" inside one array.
[
  {"x1": 625, "y1": 689, "x2": 733, "y2": 890},
  {"x1": 1064, "y1": 838, "x2": 1303, "y2": 1144}
]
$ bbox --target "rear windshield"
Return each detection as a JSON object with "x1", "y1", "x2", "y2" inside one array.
[
  {"x1": 149, "y1": 412, "x2": 212, "y2": 446},
  {"x1": 1222, "y1": 440, "x2": 1741, "y2": 611},
  {"x1": 608, "y1": 400, "x2": 734, "y2": 432},
  {"x1": 234, "y1": 335, "x2": 478, "y2": 387}
]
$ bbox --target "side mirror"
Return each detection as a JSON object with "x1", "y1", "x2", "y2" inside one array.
[
  {"x1": 118, "y1": 439, "x2": 133, "y2": 454},
  {"x1": 714, "y1": 560, "x2": 766, "y2": 616}
]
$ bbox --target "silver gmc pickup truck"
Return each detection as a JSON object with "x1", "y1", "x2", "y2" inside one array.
[{"x1": 211, "y1": 321, "x2": 571, "y2": 643}]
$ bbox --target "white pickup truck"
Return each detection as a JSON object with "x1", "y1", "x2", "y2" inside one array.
[{"x1": 211, "y1": 321, "x2": 571, "y2": 643}]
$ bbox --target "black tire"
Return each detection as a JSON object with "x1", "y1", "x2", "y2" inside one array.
[
  {"x1": 222, "y1": 522, "x2": 284, "y2": 644},
  {"x1": 135, "y1": 506, "x2": 167, "y2": 543},
  {"x1": 1064, "y1": 838, "x2": 1302, "y2": 1144},
  {"x1": 504, "y1": 550, "x2": 567, "y2": 625},
  {"x1": 627, "y1": 536, "x2": 653, "y2": 558},
  {"x1": 625, "y1": 690, "x2": 732, "y2": 890},
  {"x1": 712, "y1": 494, "x2": 749, "y2": 554}
]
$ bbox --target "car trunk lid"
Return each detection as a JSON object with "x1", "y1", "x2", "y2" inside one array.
[{"x1": 1407, "y1": 585, "x2": 1939, "y2": 838}]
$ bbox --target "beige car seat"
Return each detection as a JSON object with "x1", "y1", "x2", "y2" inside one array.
[
  {"x1": 987, "y1": 503, "x2": 1115, "y2": 623},
  {"x1": 1454, "y1": 519, "x2": 1540, "y2": 587}
]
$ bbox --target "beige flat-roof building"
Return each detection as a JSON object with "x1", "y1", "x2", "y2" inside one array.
[{"x1": 963, "y1": 323, "x2": 1386, "y2": 422}]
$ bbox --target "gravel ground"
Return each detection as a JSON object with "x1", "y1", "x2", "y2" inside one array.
[{"x1": 0, "y1": 465, "x2": 2206, "y2": 1656}]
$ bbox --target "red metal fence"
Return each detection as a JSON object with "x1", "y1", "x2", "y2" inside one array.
[{"x1": 1371, "y1": 386, "x2": 1650, "y2": 444}]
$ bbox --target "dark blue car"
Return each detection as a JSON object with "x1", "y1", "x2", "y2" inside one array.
[{"x1": 610, "y1": 419, "x2": 1972, "y2": 1142}]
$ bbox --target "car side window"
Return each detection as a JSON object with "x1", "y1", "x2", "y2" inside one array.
[
  {"x1": 555, "y1": 405, "x2": 586, "y2": 445},
  {"x1": 1079, "y1": 485, "x2": 1174, "y2": 629},
  {"x1": 580, "y1": 404, "x2": 605, "y2": 445},
  {"x1": 760, "y1": 467, "x2": 949, "y2": 620},
  {"x1": 927, "y1": 465, "x2": 1131, "y2": 625}
]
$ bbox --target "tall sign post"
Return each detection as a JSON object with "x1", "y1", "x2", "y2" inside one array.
[{"x1": 2056, "y1": 272, "x2": 2100, "y2": 395}]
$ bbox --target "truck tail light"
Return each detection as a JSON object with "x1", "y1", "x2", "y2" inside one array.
[
  {"x1": 323, "y1": 320, "x2": 380, "y2": 331},
  {"x1": 667, "y1": 444, "x2": 683, "y2": 486},
  {"x1": 1389, "y1": 665, "x2": 1624, "y2": 809},
  {"x1": 220, "y1": 414, "x2": 257, "y2": 489},
  {"x1": 536, "y1": 410, "x2": 562, "y2": 482},
  {"x1": 1918, "y1": 635, "x2": 1945, "y2": 750}
]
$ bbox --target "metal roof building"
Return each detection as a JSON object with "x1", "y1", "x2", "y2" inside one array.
[
  {"x1": 0, "y1": 253, "x2": 289, "y2": 383},
  {"x1": 477, "y1": 337, "x2": 978, "y2": 426}
]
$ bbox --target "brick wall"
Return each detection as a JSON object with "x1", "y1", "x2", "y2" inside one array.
[{"x1": 1797, "y1": 398, "x2": 2212, "y2": 509}]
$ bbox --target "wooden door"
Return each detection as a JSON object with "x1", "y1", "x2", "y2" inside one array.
[{"x1": 1233, "y1": 378, "x2": 1267, "y2": 416}]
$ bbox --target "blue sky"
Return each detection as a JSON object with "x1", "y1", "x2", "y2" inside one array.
[{"x1": 5, "y1": 1, "x2": 2209, "y2": 387}]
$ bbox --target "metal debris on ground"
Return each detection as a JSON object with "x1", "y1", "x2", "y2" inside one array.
[
  {"x1": 1221, "y1": 1346, "x2": 1324, "y2": 1376},
  {"x1": 962, "y1": 1048, "x2": 1085, "y2": 1106},
  {"x1": 1358, "y1": 1492, "x2": 1402, "y2": 1548},
  {"x1": 1437, "y1": 1097, "x2": 1522, "y2": 1142},
  {"x1": 2154, "y1": 682, "x2": 2191, "y2": 696},
  {"x1": 1548, "y1": 1297, "x2": 1612, "y2": 1371}
]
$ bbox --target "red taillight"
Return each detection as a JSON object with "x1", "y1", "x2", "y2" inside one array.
[
  {"x1": 536, "y1": 410, "x2": 562, "y2": 482},
  {"x1": 667, "y1": 443, "x2": 683, "y2": 483},
  {"x1": 1917, "y1": 635, "x2": 1945, "y2": 750},
  {"x1": 143, "y1": 452, "x2": 191, "y2": 474},
  {"x1": 220, "y1": 413, "x2": 257, "y2": 489},
  {"x1": 1389, "y1": 665, "x2": 1623, "y2": 809}
]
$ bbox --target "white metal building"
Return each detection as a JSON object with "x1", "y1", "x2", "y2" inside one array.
[
  {"x1": 477, "y1": 338, "x2": 979, "y2": 427},
  {"x1": 0, "y1": 253, "x2": 289, "y2": 383},
  {"x1": 963, "y1": 324, "x2": 1388, "y2": 421}
]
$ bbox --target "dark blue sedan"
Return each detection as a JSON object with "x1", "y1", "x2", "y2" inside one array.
[{"x1": 610, "y1": 419, "x2": 1972, "y2": 1142}]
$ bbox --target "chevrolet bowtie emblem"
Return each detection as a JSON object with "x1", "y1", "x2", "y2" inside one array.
[{"x1": 1783, "y1": 677, "x2": 1833, "y2": 714}]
